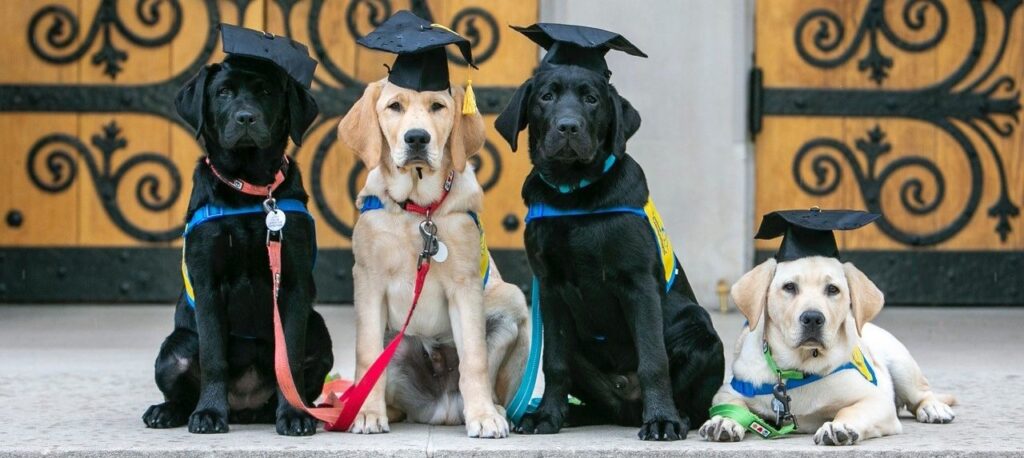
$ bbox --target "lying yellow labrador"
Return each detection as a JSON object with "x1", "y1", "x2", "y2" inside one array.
[
  {"x1": 337, "y1": 78, "x2": 529, "y2": 438},
  {"x1": 700, "y1": 256, "x2": 956, "y2": 445}
]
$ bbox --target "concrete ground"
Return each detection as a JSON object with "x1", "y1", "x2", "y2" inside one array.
[{"x1": 0, "y1": 305, "x2": 1022, "y2": 457}]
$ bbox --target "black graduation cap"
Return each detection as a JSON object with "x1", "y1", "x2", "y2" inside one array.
[
  {"x1": 511, "y1": 23, "x2": 647, "y2": 78},
  {"x1": 755, "y1": 209, "x2": 880, "y2": 262},
  {"x1": 220, "y1": 24, "x2": 317, "y2": 89},
  {"x1": 356, "y1": 11, "x2": 474, "y2": 92}
]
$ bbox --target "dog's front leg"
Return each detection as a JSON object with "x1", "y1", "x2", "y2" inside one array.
[
  {"x1": 699, "y1": 390, "x2": 750, "y2": 442},
  {"x1": 448, "y1": 279, "x2": 509, "y2": 438},
  {"x1": 351, "y1": 263, "x2": 390, "y2": 434},
  {"x1": 814, "y1": 397, "x2": 900, "y2": 446},
  {"x1": 188, "y1": 275, "x2": 230, "y2": 434},
  {"x1": 618, "y1": 277, "x2": 684, "y2": 441},
  {"x1": 275, "y1": 281, "x2": 318, "y2": 436},
  {"x1": 515, "y1": 282, "x2": 576, "y2": 435}
]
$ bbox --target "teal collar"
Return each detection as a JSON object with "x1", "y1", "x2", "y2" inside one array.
[{"x1": 538, "y1": 154, "x2": 617, "y2": 194}]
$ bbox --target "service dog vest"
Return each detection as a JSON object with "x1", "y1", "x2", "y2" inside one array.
[
  {"x1": 359, "y1": 196, "x2": 491, "y2": 287},
  {"x1": 181, "y1": 199, "x2": 316, "y2": 308},
  {"x1": 729, "y1": 346, "x2": 879, "y2": 398},
  {"x1": 524, "y1": 198, "x2": 680, "y2": 290}
]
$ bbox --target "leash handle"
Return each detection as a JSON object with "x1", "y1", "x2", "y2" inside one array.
[{"x1": 708, "y1": 403, "x2": 796, "y2": 439}]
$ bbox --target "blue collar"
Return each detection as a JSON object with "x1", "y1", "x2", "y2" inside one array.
[{"x1": 538, "y1": 154, "x2": 618, "y2": 194}]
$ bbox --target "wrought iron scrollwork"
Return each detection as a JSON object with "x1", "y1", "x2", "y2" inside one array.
[
  {"x1": 756, "y1": 0, "x2": 1022, "y2": 245},
  {"x1": 27, "y1": 121, "x2": 184, "y2": 242},
  {"x1": 28, "y1": 0, "x2": 184, "y2": 79},
  {"x1": 795, "y1": 0, "x2": 948, "y2": 84}
]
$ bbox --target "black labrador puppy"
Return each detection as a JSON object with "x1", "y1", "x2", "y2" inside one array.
[
  {"x1": 495, "y1": 65, "x2": 724, "y2": 440},
  {"x1": 141, "y1": 55, "x2": 332, "y2": 436}
]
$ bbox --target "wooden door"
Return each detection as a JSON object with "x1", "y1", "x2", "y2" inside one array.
[
  {"x1": 0, "y1": 0, "x2": 538, "y2": 303},
  {"x1": 752, "y1": 0, "x2": 1022, "y2": 304}
]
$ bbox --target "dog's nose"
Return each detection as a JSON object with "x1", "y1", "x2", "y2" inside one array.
[
  {"x1": 555, "y1": 118, "x2": 581, "y2": 136},
  {"x1": 799, "y1": 310, "x2": 826, "y2": 329},
  {"x1": 234, "y1": 111, "x2": 255, "y2": 126},
  {"x1": 404, "y1": 129, "x2": 431, "y2": 147}
]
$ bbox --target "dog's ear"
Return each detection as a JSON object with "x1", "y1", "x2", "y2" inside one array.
[
  {"x1": 494, "y1": 78, "x2": 533, "y2": 152},
  {"x1": 338, "y1": 80, "x2": 385, "y2": 169},
  {"x1": 731, "y1": 258, "x2": 777, "y2": 331},
  {"x1": 175, "y1": 64, "x2": 218, "y2": 139},
  {"x1": 286, "y1": 81, "x2": 319, "y2": 147},
  {"x1": 448, "y1": 85, "x2": 486, "y2": 172},
  {"x1": 607, "y1": 86, "x2": 641, "y2": 156},
  {"x1": 843, "y1": 262, "x2": 884, "y2": 335}
]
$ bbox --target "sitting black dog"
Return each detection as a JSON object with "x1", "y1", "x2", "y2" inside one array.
[
  {"x1": 142, "y1": 26, "x2": 331, "y2": 436},
  {"x1": 495, "y1": 24, "x2": 724, "y2": 441}
]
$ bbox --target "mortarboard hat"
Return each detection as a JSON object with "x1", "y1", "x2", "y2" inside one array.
[
  {"x1": 755, "y1": 208, "x2": 880, "y2": 262},
  {"x1": 220, "y1": 24, "x2": 317, "y2": 89},
  {"x1": 510, "y1": 23, "x2": 647, "y2": 79},
  {"x1": 356, "y1": 11, "x2": 474, "y2": 92}
]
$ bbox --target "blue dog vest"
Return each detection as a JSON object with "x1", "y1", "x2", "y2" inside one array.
[
  {"x1": 181, "y1": 199, "x2": 315, "y2": 308},
  {"x1": 729, "y1": 346, "x2": 879, "y2": 397}
]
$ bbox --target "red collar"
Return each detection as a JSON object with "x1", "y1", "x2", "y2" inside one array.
[
  {"x1": 401, "y1": 170, "x2": 455, "y2": 216},
  {"x1": 205, "y1": 156, "x2": 289, "y2": 197}
]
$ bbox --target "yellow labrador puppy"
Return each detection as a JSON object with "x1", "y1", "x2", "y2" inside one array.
[
  {"x1": 700, "y1": 256, "x2": 956, "y2": 445},
  {"x1": 337, "y1": 78, "x2": 529, "y2": 438}
]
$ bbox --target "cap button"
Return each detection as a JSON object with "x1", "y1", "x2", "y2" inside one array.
[{"x1": 810, "y1": 206, "x2": 821, "y2": 213}]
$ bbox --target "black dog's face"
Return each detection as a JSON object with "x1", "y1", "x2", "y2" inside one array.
[
  {"x1": 529, "y1": 66, "x2": 613, "y2": 165},
  {"x1": 203, "y1": 62, "x2": 287, "y2": 150},
  {"x1": 175, "y1": 58, "x2": 319, "y2": 154}
]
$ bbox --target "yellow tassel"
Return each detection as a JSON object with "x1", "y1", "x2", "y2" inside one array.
[{"x1": 463, "y1": 79, "x2": 478, "y2": 115}]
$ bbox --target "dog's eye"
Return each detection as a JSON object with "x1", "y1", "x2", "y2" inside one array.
[
  {"x1": 387, "y1": 101, "x2": 402, "y2": 112},
  {"x1": 540, "y1": 92, "x2": 554, "y2": 102},
  {"x1": 782, "y1": 282, "x2": 798, "y2": 294},
  {"x1": 217, "y1": 87, "x2": 233, "y2": 97},
  {"x1": 584, "y1": 95, "x2": 599, "y2": 105},
  {"x1": 826, "y1": 284, "x2": 840, "y2": 296},
  {"x1": 431, "y1": 102, "x2": 446, "y2": 112}
]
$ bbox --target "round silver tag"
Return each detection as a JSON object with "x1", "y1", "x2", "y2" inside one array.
[
  {"x1": 432, "y1": 240, "x2": 449, "y2": 263},
  {"x1": 265, "y1": 209, "x2": 287, "y2": 232}
]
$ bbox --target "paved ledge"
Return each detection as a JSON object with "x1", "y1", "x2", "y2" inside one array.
[{"x1": 1, "y1": 305, "x2": 1022, "y2": 457}]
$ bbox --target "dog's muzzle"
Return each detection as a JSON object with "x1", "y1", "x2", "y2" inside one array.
[{"x1": 797, "y1": 310, "x2": 826, "y2": 347}]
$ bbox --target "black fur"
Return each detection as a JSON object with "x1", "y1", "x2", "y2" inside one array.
[
  {"x1": 142, "y1": 59, "x2": 331, "y2": 436},
  {"x1": 496, "y1": 66, "x2": 724, "y2": 440}
]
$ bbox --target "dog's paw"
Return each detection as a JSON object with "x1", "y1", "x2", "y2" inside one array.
[
  {"x1": 513, "y1": 409, "x2": 564, "y2": 435},
  {"x1": 466, "y1": 409, "x2": 509, "y2": 439},
  {"x1": 349, "y1": 409, "x2": 389, "y2": 434},
  {"x1": 698, "y1": 415, "x2": 745, "y2": 442},
  {"x1": 916, "y1": 399, "x2": 955, "y2": 424},
  {"x1": 814, "y1": 421, "x2": 860, "y2": 446},
  {"x1": 276, "y1": 410, "x2": 318, "y2": 436},
  {"x1": 638, "y1": 414, "x2": 687, "y2": 441},
  {"x1": 143, "y1": 402, "x2": 188, "y2": 429},
  {"x1": 188, "y1": 408, "x2": 229, "y2": 434}
]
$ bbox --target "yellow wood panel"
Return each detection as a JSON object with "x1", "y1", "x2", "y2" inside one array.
[{"x1": 755, "y1": 0, "x2": 1023, "y2": 253}]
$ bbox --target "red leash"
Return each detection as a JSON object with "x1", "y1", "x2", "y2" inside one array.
[{"x1": 268, "y1": 168, "x2": 455, "y2": 431}]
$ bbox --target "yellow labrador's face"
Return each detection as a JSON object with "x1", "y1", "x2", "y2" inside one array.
[
  {"x1": 766, "y1": 256, "x2": 851, "y2": 352},
  {"x1": 376, "y1": 83, "x2": 455, "y2": 171}
]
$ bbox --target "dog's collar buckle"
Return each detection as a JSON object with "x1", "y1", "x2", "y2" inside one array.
[{"x1": 401, "y1": 170, "x2": 456, "y2": 216}]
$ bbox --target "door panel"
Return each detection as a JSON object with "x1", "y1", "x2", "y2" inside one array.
[
  {"x1": 0, "y1": 0, "x2": 537, "y2": 302},
  {"x1": 753, "y1": 0, "x2": 1022, "y2": 304}
]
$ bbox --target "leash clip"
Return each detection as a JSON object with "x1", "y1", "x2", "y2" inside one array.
[
  {"x1": 418, "y1": 218, "x2": 439, "y2": 265},
  {"x1": 771, "y1": 381, "x2": 797, "y2": 430}
]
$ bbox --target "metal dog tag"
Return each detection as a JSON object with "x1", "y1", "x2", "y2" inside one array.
[
  {"x1": 432, "y1": 240, "x2": 448, "y2": 263},
  {"x1": 266, "y1": 209, "x2": 287, "y2": 232}
]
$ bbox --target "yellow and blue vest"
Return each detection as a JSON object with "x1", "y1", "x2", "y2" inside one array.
[
  {"x1": 730, "y1": 347, "x2": 879, "y2": 397},
  {"x1": 181, "y1": 199, "x2": 315, "y2": 308},
  {"x1": 359, "y1": 196, "x2": 491, "y2": 287}
]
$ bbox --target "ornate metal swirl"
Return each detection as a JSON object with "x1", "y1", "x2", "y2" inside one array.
[
  {"x1": 344, "y1": 0, "x2": 393, "y2": 41},
  {"x1": 793, "y1": 125, "x2": 971, "y2": 246},
  {"x1": 794, "y1": 0, "x2": 948, "y2": 84},
  {"x1": 445, "y1": 8, "x2": 500, "y2": 66},
  {"x1": 28, "y1": 0, "x2": 183, "y2": 79},
  {"x1": 26, "y1": 121, "x2": 184, "y2": 242}
]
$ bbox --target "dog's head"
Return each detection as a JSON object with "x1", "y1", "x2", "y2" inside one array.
[
  {"x1": 175, "y1": 58, "x2": 318, "y2": 152},
  {"x1": 731, "y1": 257, "x2": 884, "y2": 355},
  {"x1": 494, "y1": 65, "x2": 640, "y2": 173},
  {"x1": 337, "y1": 79, "x2": 485, "y2": 175}
]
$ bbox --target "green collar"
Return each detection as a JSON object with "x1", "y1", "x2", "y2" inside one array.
[
  {"x1": 538, "y1": 154, "x2": 618, "y2": 194},
  {"x1": 762, "y1": 341, "x2": 804, "y2": 381}
]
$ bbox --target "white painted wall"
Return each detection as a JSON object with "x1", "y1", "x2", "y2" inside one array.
[{"x1": 539, "y1": 0, "x2": 755, "y2": 307}]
